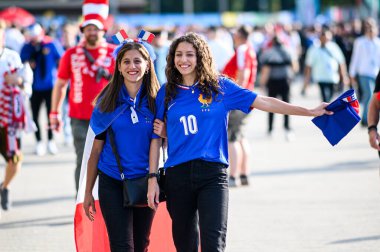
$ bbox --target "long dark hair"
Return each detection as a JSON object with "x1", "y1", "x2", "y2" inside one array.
[
  {"x1": 95, "y1": 43, "x2": 160, "y2": 114},
  {"x1": 164, "y1": 32, "x2": 220, "y2": 108}
]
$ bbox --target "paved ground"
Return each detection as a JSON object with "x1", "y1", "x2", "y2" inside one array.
[{"x1": 0, "y1": 82, "x2": 379, "y2": 252}]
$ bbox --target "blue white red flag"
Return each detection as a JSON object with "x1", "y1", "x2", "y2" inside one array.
[
  {"x1": 312, "y1": 89, "x2": 361, "y2": 146},
  {"x1": 74, "y1": 88, "x2": 175, "y2": 251},
  {"x1": 342, "y1": 92, "x2": 359, "y2": 114}
]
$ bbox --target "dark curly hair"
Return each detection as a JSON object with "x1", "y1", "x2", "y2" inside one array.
[
  {"x1": 95, "y1": 42, "x2": 160, "y2": 114},
  {"x1": 164, "y1": 32, "x2": 220, "y2": 108}
]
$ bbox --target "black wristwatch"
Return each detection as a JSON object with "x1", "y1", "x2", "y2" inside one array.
[
  {"x1": 368, "y1": 125, "x2": 378, "y2": 134},
  {"x1": 147, "y1": 173, "x2": 159, "y2": 179}
]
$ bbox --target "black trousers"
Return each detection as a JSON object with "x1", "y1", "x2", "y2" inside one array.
[
  {"x1": 165, "y1": 160, "x2": 229, "y2": 252},
  {"x1": 30, "y1": 89, "x2": 53, "y2": 141},
  {"x1": 267, "y1": 78, "x2": 290, "y2": 132},
  {"x1": 98, "y1": 172, "x2": 155, "y2": 252},
  {"x1": 318, "y1": 82, "x2": 335, "y2": 102}
]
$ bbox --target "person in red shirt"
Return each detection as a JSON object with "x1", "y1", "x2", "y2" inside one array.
[
  {"x1": 50, "y1": 1, "x2": 116, "y2": 191},
  {"x1": 368, "y1": 70, "x2": 380, "y2": 158},
  {"x1": 222, "y1": 25, "x2": 257, "y2": 187}
]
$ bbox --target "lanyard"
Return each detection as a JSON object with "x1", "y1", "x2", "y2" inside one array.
[{"x1": 129, "y1": 87, "x2": 141, "y2": 124}]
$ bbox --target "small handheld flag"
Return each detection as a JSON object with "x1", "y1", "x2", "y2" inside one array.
[{"x1": 312, "y1": 89, "x2": 361, "y2": 146}]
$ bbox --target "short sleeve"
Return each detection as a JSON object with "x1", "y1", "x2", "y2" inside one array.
[
  {"x1": 95, "y1": 131, "x2": 106, "y2": 140},
  {"x1": 374, "y1": 71, "x2": 380, "y2": 101},
  {"x1": 331, "y1": 43, "x2": 345, "y2": 64},
  {"x1": 152, "y1": 85, "x2": 166, "y2": 138},
  {"x1": 57, "y1": 49, "x2": 72, "y2": 80},
  {"x1": 220, "y1": 77, "x2": 257, "y2": 113},
  {"x1": 20, "y1": 44, "x2": 31, "y2": 63},
  {"x1": 236, "y1": 46, "x2": 246, "y2": 70},
  {"x1": 155, "y1": 85, "x2": 166, "y2": 120},
  {"x1": 53, "y1": 40, "x2": 64, "y2": 60},
  {"x1": 259, "y1": 50, "x2": 269, "y2": 65},
  {"x1": 375, "y1": 70, "x2": 380, "y2": 93},
  {"x1": 12, "y1": 51, "x2": 23, "y2": 69}
]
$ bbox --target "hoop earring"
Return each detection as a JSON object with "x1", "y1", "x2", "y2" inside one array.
[{"x1": 145, "y1": 69, "x2": 149, "y2": 74}]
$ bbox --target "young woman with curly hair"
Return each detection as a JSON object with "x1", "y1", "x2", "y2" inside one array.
[{"x1": 147, "y1": 32, "x2": 332, "y2": 252}]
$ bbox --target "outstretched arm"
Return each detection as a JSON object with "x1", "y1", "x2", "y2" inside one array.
[{"x1": 252, "y1": 95, "x2": 333, "y2": 117}]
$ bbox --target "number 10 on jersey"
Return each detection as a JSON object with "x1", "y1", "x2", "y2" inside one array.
[{"x1": 180, "y1": 115, "x2": 198, "y2": 135}]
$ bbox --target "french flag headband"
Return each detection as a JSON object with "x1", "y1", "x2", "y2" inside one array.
[{"x1": 112, "y1": 29, "x2": 157, "y2": 62}]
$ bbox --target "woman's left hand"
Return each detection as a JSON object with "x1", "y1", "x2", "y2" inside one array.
[
  {"x1": 147, "y1": 178, "x2": 160, "y2": 211},
  {"x1": 310, "y1": 103, "x2": 334, "y2": 117},
  {"x1": 153, "y1": 119, "x2": 167, "y2": 138}
]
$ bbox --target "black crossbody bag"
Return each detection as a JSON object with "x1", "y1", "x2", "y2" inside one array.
[{"x1": 108, "y1": 127, "x2": 166, "y2": 208}]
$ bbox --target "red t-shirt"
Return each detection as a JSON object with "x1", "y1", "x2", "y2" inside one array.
[
  {"x1": 222, "y1": 43, "x2": 257, "y2": 90},
  {"x1": 57, "y1": 43, "x2": 116, "y2": 120}
]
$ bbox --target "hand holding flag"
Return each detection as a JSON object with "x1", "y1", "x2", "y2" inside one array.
[{"x1": 312, "y1": 89, "x2": 361, "y2": 146}]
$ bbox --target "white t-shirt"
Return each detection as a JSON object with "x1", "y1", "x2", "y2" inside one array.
[
  {"x1": 305, "y1": 41, "x2": 345, "y2": 84},
  {"x1": 349, "y1": 36, "x2": 380, "y2": 78},
  {"x1": 0, "y1": 48, "x2": 33, "y2": 95}
]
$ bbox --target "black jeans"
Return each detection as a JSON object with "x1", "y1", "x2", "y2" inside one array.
[
  {"x1": 165, "y1": 160, "x2": 229, "y2": 252},
  {"x1": 30, "y1": 89, "x2": 53, "y2": 141},
  {"x1": 318, "y1": 82, "x2": 335, "y2": 102},
  {"x1": 267, "y1": 78, "x2": 290, "y2": 132},
  {"x1": 98, "y1": 172, "x2": 155, "y2": 252}
]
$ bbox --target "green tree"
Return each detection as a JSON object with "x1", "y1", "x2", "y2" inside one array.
[
  {"x1": 321, "y1": 0, "x2": 356, "y2": 8},
  {"x1": 161, "y1": 0, "x2": 183, "y2": 13},
  {"x1": 194, "y1": 0, "x2": 218, "y2": 12}
]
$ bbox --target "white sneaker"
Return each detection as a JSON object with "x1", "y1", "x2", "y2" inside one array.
[
  {"x1": 47, "y1": 140, "x2": 58, "y2": 155},
  {"x1": 64, "y1": 136, "x2": 73, "y2": 146},
  {"x1": 35, "y1": 141, "x2": 46, "y2": 156},
  {"x1": 285, "y1": 130, "x2": 296, "y2": 142}
]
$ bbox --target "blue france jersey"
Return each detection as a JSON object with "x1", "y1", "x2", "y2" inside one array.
[
  {"x1": 96, "y1": 86, "x2": 159, "y2": 180},
  {"x1": 155, "y1": 77, "x2": 257, "y2": 168}
]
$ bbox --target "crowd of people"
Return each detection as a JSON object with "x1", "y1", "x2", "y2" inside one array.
[{"x1": 0, "y1": 3, "x2": 379, "y2": 250}]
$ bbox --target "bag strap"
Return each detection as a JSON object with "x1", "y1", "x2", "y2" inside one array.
[
  {"x1": 107, "y1": 127, "x2": 125, "y2": 180},
  {"x1": 162, "y1": 138, "x2": 166, "y2": 163},
  {"x1": 275, "y1": 46, "x2": 292, "y2": 66},
  {"x1": 108, "y1": 124, "x2": 166, "y2": 180},
  {"x1": 321, "y1": 46, "x2": 339, "y2": 65},
  {"x1": 82, "y1": 47, "x2": 96, "y2": 64}
]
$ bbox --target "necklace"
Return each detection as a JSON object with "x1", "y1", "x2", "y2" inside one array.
[
  {"x1": 175, "y1": 81, "x2": 199, "y2": 93},
  {"x1": 190, "y1": 82, "x2": 199, "y2": 93}
]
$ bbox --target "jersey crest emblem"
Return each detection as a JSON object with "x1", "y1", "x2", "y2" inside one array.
[{"x1": 198, "y1": 94, "x2": 212, "y2": 108}]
